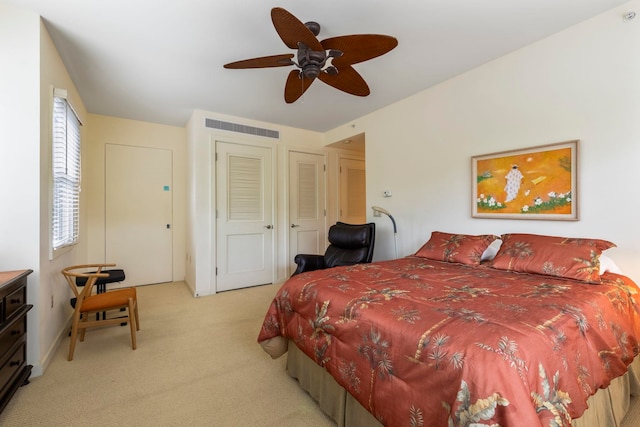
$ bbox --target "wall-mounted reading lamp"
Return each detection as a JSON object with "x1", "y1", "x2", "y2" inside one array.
[{"x1": 371, "y1": 206, "x2": 398, "y2": 259}]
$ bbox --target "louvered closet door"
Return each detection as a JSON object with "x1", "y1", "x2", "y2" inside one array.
[
  {"x1": 339, "y1": 158, "x2": 366, "y2": 224},
  {"x1": 288, "y1": 151, "x2": 326, "y2": 275},
  {"x1": 216, "y1": 141, "x2": 274, "y2": 291}
]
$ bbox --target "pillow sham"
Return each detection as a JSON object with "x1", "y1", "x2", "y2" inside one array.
[
  {"x1": 490, "y1": 233, "x2": 616, "y2": 283},
  {"x1": 415, "y1": 231, "x2": 498, "y2": 265}
]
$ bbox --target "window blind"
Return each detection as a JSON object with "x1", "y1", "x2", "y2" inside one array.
[{"x1": 52, "y1": 92, "x2": 81, "y2": 250}]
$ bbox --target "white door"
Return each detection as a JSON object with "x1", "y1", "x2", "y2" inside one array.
[
  {"x1": 216, "y1": 141, "x2": 274, "y2": 291},
  {"x1": 288, "y1": 151, "x2": 326, "y2": 275},
  {"x1": 105, "y1": 144, "x2": 173, "y2": 286},
  {"x1": 339, "y1": 158, "x2": 366, "y2": 224}
]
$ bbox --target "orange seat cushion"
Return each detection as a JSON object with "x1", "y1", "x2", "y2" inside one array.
[{"x1": 81, "y1": 287, "x2": 136, "y2": 312}]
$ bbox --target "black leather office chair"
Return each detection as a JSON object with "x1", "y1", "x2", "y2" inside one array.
[{"x1": 292, "y1": 222, "x2": 375, "y2": 276}]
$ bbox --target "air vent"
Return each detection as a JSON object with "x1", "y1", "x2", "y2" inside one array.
[{"x1": 205, "y1": 118, "x2": 279, "y2": 139}]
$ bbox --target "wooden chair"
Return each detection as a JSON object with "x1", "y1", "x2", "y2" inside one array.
[{"x1": 61, "y1": 264, "x2": 140, "y2": 361}]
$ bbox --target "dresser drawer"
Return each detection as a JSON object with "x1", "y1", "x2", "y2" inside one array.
[
  {"x1": 0, "y1": 315, "x2": 26, "y2": 354},
  {"x1": 4, "y1": 286, "x2": 25, "y2": 320},
  {"x1": 0, "y1": 270, "x2": 32, "y2": 415},
  {"x1": 0, "y1": 342, "x2": 26, "y2": 399}
]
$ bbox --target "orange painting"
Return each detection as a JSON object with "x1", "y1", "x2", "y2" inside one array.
[{"x1": 472, "y1": 140, "x2": 578, "y2": 220}]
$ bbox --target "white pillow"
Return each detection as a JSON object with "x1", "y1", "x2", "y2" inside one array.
[
  {"x1": 481, "y1": 239, "x2": 503, "y2": 262},
  {"x1": 599, "y1": 254, "x2": 623, "y2": 275}
]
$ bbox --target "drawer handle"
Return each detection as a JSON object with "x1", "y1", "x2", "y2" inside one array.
[
  {"x1": 9, "y1": 361, "x2": 20, "y2": 367},
  {"x1": 10, "y1": 298, "x2": 21, "y2": 304},
  {"x1": 11, "y1": 330, "x2": 22, "y2": 336}
]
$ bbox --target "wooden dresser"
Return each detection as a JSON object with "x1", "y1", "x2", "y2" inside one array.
[{"x1": 0, "y1": 270, "x2": 33, "y2": 413}]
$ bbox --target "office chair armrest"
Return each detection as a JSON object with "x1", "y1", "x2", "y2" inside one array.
[{"x1": 292, "y1": 254, "x2": 325, "y2": 276}]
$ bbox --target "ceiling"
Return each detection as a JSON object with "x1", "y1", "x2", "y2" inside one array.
[{"x1": 5, "y1": 0, "x2": 632, "y2": 132}]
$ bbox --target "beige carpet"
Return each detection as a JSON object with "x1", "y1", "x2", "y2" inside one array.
[
  {"x1": 0, "y1": 282, "x2": 334, "y2": 427},
  {"x1": 0, "y1": 281, "x2": 638, "y2": 427}
]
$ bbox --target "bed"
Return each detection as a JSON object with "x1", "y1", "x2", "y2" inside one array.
[{"x1": 258, "y1": 232, "x2": 640, "y2": 426}]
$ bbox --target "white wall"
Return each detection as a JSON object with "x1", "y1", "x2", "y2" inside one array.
[
  {"x1": 0, "y1": 4, "x2": 90, "y2": 375},
  {"x1": 0, "y1": 3, "x2": 42, "y2": 371},
  {"x1": 84, "y1": 114, "x2": 187, "y2": 283},
  {"x1": 38, "y1": 14, "x2": 91, "y2": 375},
  {"x1": 326, "y1": 1, "x2": 640, "y2": 282},
  {"x1": 0, "y1": 6, "x2": 39, "y2": 266}
]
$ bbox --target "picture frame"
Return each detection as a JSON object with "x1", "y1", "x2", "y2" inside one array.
[{"x1": 472, "y1": 140, "x2": 578, "y2": 220}]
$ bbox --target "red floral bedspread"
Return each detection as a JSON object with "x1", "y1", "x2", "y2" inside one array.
[{"x1": 258, "y1": 257, "x2": 640, "y2": 427}]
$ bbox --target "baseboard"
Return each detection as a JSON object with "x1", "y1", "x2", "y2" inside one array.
[
  {"x1": 32, "y1": 313, "x2": 73, "y2": 377},
  {"x1": 183, "y1": 278, "x2": 201, "y2": 297}
]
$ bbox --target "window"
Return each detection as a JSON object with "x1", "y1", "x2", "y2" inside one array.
[{"x1": 52, "y1": 89, "x2": 81, "y2": 252}]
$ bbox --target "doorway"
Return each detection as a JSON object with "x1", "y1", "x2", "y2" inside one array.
[
  {"x1": 288, "y1": 150, "x2": 327, "y2": 275},
  {"x1": 327, "y1": 133, "x2": 367, "y2": 225},
  {"x1": 339, "y1": 157, "x2": 366, "y2": 224}
]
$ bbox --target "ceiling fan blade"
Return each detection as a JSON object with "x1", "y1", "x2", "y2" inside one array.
[
  {"x1": 271, "y1": 7, "x2": 323, "y2": 51},
  {"x1": 318, "y1": 65, "x2": 370, "y2": 97},
  {"x1": 284, "y1": 70, "x2": 315, "y2": 103},
  {"x1": 321, "y1": 34, "x2": 398, "y2": 66},
  {"x1": 223, "y1": 54, "x2": 294, "y2": 69}
]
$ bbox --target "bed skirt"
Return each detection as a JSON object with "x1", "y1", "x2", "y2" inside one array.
[{"x1": 286, "y1": 341, "x2": 640, "y2": 427}]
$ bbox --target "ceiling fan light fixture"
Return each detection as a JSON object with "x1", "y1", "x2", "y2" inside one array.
[
  {"x1": 297, "y1": 44, "x2": 327, "y2": 79},
  {"x1": 302, "y1": 66, "x2": 321, "y2": 79},
  {"x1": 296, "y1": 43, "x2": 343, "y2": 79}
]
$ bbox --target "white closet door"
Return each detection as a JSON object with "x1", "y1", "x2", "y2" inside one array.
[
  {"x1": 216, "y1": 141, "x2": 274, "y2": 291},
  {"x1": 105, "y1": 144, "x2": 173, "y2": 286}
]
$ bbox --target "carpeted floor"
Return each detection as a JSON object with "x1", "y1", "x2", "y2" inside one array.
[
  {"x1": 0, "y1": 281, "x2": 638, "y2": 426},
  {"x1": 0, "y1": 281, "x2": 334, "y2": 426}
]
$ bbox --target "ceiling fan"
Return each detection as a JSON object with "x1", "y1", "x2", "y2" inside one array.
[{"x1": 223, "y1": 7, "x2": 398, "y2": 103}]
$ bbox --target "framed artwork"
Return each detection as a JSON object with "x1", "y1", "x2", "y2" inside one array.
[{"x1": 472, "y1": 140, "x2": 578, "y2": 220}]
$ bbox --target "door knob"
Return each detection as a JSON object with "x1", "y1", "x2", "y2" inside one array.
[
  {"x1": 291, "y1": 224, "x2": 300, "y2": 228},
  {"x1": 265, "y1": 225, "x2": 273, "y2": 229}
]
